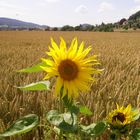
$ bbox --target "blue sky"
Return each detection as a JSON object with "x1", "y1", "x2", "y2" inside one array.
[{"x1": 0, "y1": 0, "x2": 140, "y2": 26}]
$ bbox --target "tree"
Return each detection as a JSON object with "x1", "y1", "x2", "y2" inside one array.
[
  {"x1": 128, "y1": 10, "x2": 140, "y2": 21},
  {"x1": 52, "y1": 27, "x2": 58, "y2": 31},
  {"x1": 119, "y1": 18, "x2": 127, "y2": 25},
  {"x1": 123, "y1": 25, "x2": 128, "y2": 30},
  {"x1": 74, "y1": 25, "x2": 81, "y2": 31},
  {"x1": 61, "y1": 25, "x2": 74, "y2": 31}
]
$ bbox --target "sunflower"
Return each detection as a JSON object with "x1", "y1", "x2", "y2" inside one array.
[
  {"x1": 40, "y1": 37, "x2": 101, "y2": 99},
  {"x1": 107, "y1": 104, "x2": 139, "y2": 127}
]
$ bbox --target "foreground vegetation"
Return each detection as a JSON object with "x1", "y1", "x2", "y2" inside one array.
[{"x1": 0, "y1": 31, "x2": 140, "y2": 139}]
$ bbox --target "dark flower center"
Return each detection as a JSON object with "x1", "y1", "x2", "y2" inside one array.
[
  {"x1": 112, "y1": 112, "x2": 126, "y2": 123},
  {"x1": 58, "y1": 59, "x2": 79, "y2": 81}
]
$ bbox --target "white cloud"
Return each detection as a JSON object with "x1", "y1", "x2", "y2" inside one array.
[
  {"x1": 0, "y1": 1, "x2": 17, "y2": 8},
  {"x1": 130, "y1": 0, "x2": 140, "y2": 15},
  {"x1": 98, "y1": 2, "x2": 115, "y2": 13},
  {"x1": 75, "y1": 5, "x2": 88, "y2": 14},
  {"x1": 45, "y1": 0, "x2": 60, "y2": 3},
  {"x1": 134, "y1": 0, "x2": 140, "y2": 3},
  {"x1": 130, "y1": 5, "x2": 140, "y2": 14}
]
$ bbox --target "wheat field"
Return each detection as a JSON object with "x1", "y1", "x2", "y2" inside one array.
[{"x1": 0, "y1": 31, "x2": 140, "y2": 140}]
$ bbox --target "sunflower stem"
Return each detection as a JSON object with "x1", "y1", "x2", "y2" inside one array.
[
  {"x1": 59, "y1": 89, "x2": 65, "y2": 140},
  {"x1": 110, "y1": 130, "x2": 120, "y2": 140},
  {"x1": 59, "y1": 94, "x2": 64, "y2": 113},
  {"x1": 59, "y1": 131, "x2": 63, "y2": 140}
]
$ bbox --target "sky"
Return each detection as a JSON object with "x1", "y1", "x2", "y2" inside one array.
[{"x1": 0, "y1": 0, "x2": 140, "y2": 27}]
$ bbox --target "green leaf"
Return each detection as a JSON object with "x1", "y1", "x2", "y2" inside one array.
[
  {"x1": 17, "y1": 62, "x2": 48, "y2": 73},
  {"x1": 46, "y1": 110, "x2": 63, "y2": 126},
  {"x1": 110, "y1": 131, "x2": 120, "y2": 140},
  {"x1": 80, "y1": 121, "x2": 107, "y2": 137},
  {"x1": 62, "y1": 93, "x2": 73, "y2": 108},
  {"x1": 62, "y1": 112, "x2": 77, "y2": 125},
  {"x1": 0, "y1": 114, "x2": 39, "y2": 138},
  {"x1": 80, "y1": 123, "x2": 96, "y2": 135},
  {"x1": 79, "y1": 106, "x2": 93, "y2": 116},
  {"x1": 131, "y1": 128, "x2": 140, "y2": 140},
  {"x1": 46, "y1": 110, "x2": 78, "y2": 133},
  {"x1": 69, "y1": 105, "x2": 79, "y2": 115},
  {"x1": 53, "y1": 126, "x2": 61, "y2": 135},
  {"x1": 93, "y1": 121, "x2": 107, "y2": 136},
  {"x1": 132, "y1": 108, "x2": 140, "y2": 121},
  {"x1": 58, "y1": 120, "x2": 77, "y2": 133},
  {"x1": 59, "y1": 112, "x2": 78, "y2": 133},
  {"x1": 17, "y1": 81, "x2": 50, "y2": 91}
]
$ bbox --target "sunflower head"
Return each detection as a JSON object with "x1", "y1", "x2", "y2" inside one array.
[
  {"x1": 40, "y1": 37, "x2": 102, "y2": 99},
  {"x1": 107, "y1": 104, "x2": 140, "y2": 128}
]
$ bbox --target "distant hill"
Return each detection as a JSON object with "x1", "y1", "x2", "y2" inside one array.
[
  {"x1": 0, "y1": 17, "x2": 49, "y2": 30},
  {"x1": 128, "y1": 10, "x2": 140, "y2": 21},
  {"x1": 0, "y1": 10, "x2": 140, "y2": 31}
]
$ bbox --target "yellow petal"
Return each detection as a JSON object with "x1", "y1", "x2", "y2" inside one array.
[
  {"x1": 41, "y1": 58, "x2": 54, "y2": 66},
  {"x1": 82, "y1": 55, "x2": 98, "y2": 64},
  {"x1": 76, "y1": 46, "x2": 92, "y2": 60},
  {"x1": 74, "y1": 79, "x2": 90, "y2": 92},
  {"x1": 43, "y1": 73, "x2": 54, "y2": 80},
  {"x1": 116, "y1": 103, "x2": 120, "y2": 110},
  {"x1": 68, "y1": 37, "x2": 77, "y2": 54},
  {"x1": 124, "y1": 104, "x2": 131, "y2": 114},
  {"x1": 77, "y1": 41, "x2": 84, "y2": 55},
  {"x1": 55, "y1": 77, "x2": 63, "y2": 96},
  {"x1": 60, "y1": 37, "x2": 66, "y2": 51},
  {"x1": 51, "y1": 37, "x2": 60, "y2": 53},
  {"x1": 61, "y1": 83, "x2": 67, "y2": 98},
  {"x1": 68, "y1": 38, "x2": 78, "y2": 59}
]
